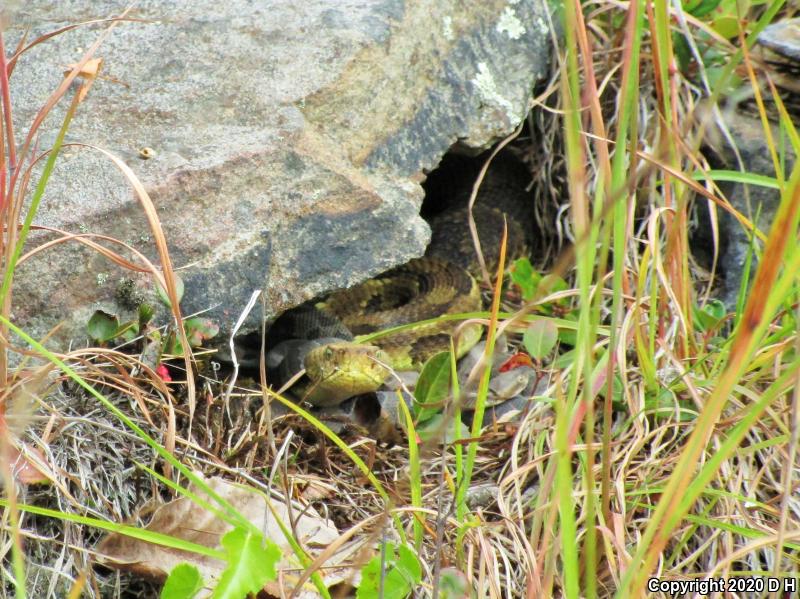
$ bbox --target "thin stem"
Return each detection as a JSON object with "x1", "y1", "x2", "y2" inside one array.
[{"x1": 0, "y1": 30, "x2": 16, "y2": 190}]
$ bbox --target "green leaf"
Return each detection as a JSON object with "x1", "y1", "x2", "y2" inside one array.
[
  {"x1": 706, "y1": 300, "x2": 727, "y2": 323},
  {"x1": 161, "y1": 563, "x2": 203, "y2": 599},
  {"x1": 162, "y1": 331, "x2": 183, "y2": 356},
  {"x1": 522, "y1": 320, "x2": 558, "y2": 360},
  {"x1": 694, "y1": 299, "x2": 727, "y2": 332},
  {"x1": 212, "y1": 527, "x2": 280, "y2": 599},
  {"x1": 87, "y1": 310, "x2": 120, "y2": 342},
  {"x1": 555, "y1": 312, "x2": 578, "y2": 346},
  {"x1": 115, "y1": 321, "x2": 140, "y2": 343},
  {"x1": 711, "y1": 15, "x2": 741, "y2": 39},
  {"x1": 673, "y1": 32, "x2": 692, "y2": 73},
  {"x1": 510, "y1": 257, "x2": 541, "y2": 301},
  {"x1": 553, "y1": 348, "x2": 576, "y2": 369},
  {"x1": 691, "y1": 169, "x2": 781, "y2": 189},
  {"x1": 184, "y1": 317, "x2": 220, "y2": 347},
  {"x1": 646, "y1": 388, "x2": 697, "y2": 422},
  {"x1": 356, "y1": 543, "x2": 421, "y2": 599},
  {"x1": 156, "y1": 275, "x2": 184, "y2": 308},
  {"x1": 119, "y1": 329, "x2": 138, "y2": 343},
  {"x1": 687, "y1": 0, "x2": 723, "y2": 18},
  {"x1": 395, "y1": 545, "x2": 422, "y2": 586},
  {"x1": 413, "y1": 351, "x2": 451, "y2": 423},
  {"x1": 558, "y1": 329, "x2": 577, "y2": 347},
  {"x1": 436, "y1": 568, "x2": 470, "y2": 599},
  {"x1": 539, "y1": 273, "x2": 568, "y2": 295}
]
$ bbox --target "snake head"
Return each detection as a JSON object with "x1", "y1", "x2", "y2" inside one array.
[{"x1": 302, "y1": 342, "x2": 391, "y2": 406}]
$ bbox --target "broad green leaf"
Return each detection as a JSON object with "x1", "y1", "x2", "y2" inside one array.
[
  {"x1": 87, "y1": 310, "x2": 119, "y2": 342},
  {"x1": 688, "y1": 0, "x2": 723, "y2": 18},
  {"x1": 184, "y1": 317, "x2": 220, "y2": 347},
  {"x1": 539, "y1": 273, "x2": 568, "y2": 295},
  {"x1": 212, "y1": 527, "x2": 279, "y2": 599},
  {"x1": 395, "y1": 545, "x2": 422, "y2": 587},
  {"x1": 413, "y1": 351, "x2": 451, "y2": 423},
  {"x1": 356, "y1": 543, "x2": 421, "y2": 599},
  {"x1": 156, "y1": 274, "x2": 184, "y2": 308},
  {"x1": 115, "y1": 321, "x2": 140, "y2": 343},
  {"x1": 119, "y1": 330, "x2": 137, "y2": 343},
  {"x1": 694, "y1": 299, "x2": 727, "y2": 332},
  {"x1": 556, "y1": 311, "x2": 578, "y2": 346},
  {"x1": 510, "y1": 257, "x2": 540, "y2": 301},
  {"x1": 162, "y1": 331, "x2": 183, "y2": 356},
  {"x1": 711, "y1": 15, "x2": 741, "y2": 39},
  {"x1": 161, "y1": 563, "x2": 203, "y2": 599},
  {"x1": 553, "y1": 348, "x2": 576, "y2": 369},
  {"x1": 522, "y1": 320, "x2": 558, "y2": 360}
]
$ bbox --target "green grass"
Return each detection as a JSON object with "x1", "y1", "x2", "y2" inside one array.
[
  {"x1": 554, "y1": 0, "x2": 800, "y2": 594},
  {"x1": 4, "y1": 1, "x2": 800, "y2": 597}
]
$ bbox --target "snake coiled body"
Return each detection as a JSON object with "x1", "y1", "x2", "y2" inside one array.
[{"x1": 268, "y1": 154, "x2": 532, "y2": 406}]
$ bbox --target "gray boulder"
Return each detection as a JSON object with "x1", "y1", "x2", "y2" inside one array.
[
  {"x1": 703, "y1": 115, "x2": 795, "y2": 307},
  {"x1": 5, "y1": 0, "x2": 551, "y2": 346},
  {"x1": 693, "y1": 23, "x2": 799, "y2": 308}
]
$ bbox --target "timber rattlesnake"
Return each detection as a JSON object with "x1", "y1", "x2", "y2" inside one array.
[{"x1": 266, "y1": 153, "x2": 533, "y2": 407}]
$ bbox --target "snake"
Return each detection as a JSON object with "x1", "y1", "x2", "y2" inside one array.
[{"x1": 267, "y1": 154, "x2": 532, "y2": 407}]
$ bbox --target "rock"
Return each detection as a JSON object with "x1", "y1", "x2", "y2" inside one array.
[
  {"x1": 758, "y1": 18, "x2": 800, "y2": 62},
  {"x1": 465, "y1": 483, "x2": 500, "y2": 509},
  {"x1": 309, "y1": 393, "x2": 403, "y2": 446},
  {"x1": 4, "y1": 0, "x2": 552, "y2": 348},
  {"x1": 696, "y1": 113, "x2": 796, "y2": 307},
  {"x1": 693, "y1": 20, "x2": 800, "y2": 307}
]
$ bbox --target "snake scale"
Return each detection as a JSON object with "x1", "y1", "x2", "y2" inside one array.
[{"x1": 267, "y1": 153, "x2": 533, "y2": 406}]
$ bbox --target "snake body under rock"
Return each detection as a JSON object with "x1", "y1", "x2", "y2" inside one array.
[{"x1": 267, "y1": 155, "x2": 532, "y2": 407}]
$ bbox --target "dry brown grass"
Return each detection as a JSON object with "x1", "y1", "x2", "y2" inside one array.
[{"x1": 4, "y1": 0, "x2": 800, "y2": 597}]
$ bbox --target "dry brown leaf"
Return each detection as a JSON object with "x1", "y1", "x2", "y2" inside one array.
[
  {"x1": 63, "y1": 57, "x2": 103, "y2": 79},
  {"x1": 3, "y1": 443, "x2": 51, "y2": 485},
  {"x1": 63, "y1": 57, "x2": 102, "y2": 102},
  {"x1": 0, "y1": 366, "x2": 56, "y2": 485},
  {"x1": 96, "y1": 475, "x2": 362, "y2": 597},
  {"x1": 298, "y1": 477, "x2": 336, "y2": 502},
  {"x1": 6, "y1": 365, "x2": 54, "y2": 433}
]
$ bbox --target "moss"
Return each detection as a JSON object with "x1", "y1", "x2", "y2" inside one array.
[{"x1": 115, "y1": 277, "x2": 147, "y2": 310}]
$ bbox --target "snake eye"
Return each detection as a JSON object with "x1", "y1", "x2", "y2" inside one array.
[{"x1": 324, "y1": 347, "x2": 334, "y2": 360}]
